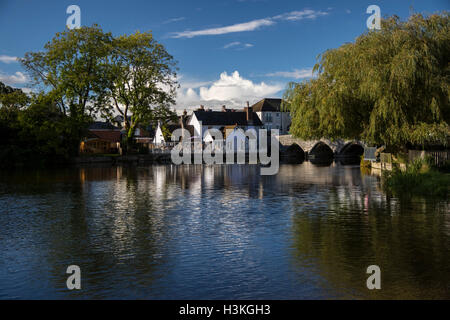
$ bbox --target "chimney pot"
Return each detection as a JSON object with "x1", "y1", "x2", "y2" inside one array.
[{"x1": 246, "y1": 104, "x2": 253, "y2": 122}]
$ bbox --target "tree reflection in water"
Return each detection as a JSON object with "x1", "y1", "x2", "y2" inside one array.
[
  {"x1": 290, "y1": 184, "x2": 450, "y2": 299},
  {"x1": 0, "y1": 163, "x2": 448, "y2": 299}
]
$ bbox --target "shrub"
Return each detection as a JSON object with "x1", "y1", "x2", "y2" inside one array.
[{"x1": 383, "y1": 159, "x2": 450, "y2": 198}]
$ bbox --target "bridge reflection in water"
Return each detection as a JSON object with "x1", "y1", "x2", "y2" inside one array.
[{"x1": 0, "y1": 162, "x2": 448, "y2": 299}]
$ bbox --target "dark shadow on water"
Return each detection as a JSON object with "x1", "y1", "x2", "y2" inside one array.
[
  {"x1": 0, "y1": 163, "x2": 449, "y2": 299},
  {"x1": 309, "y1": 158, "x2": 334, "y2": 167},
  {"x1": 290, "y1": 187, "x2": 450, "y2": 299}
]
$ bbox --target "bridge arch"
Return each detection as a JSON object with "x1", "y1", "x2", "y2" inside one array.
[
  {"x1": 309, "y1": 141, "x2": 334, "y2": 158},
  {"x1": 285, "y1": 143, "x2": 305, "y2": 162},
  {"x1": 337, "y1": 141, "x2": 365, "y2": 157}
]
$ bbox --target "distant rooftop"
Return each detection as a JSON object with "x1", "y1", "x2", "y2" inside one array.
[
  {"x1": 87, "y1": 130, "x2": 121, "y2": 143},
  {"x1": 88, "y1": 121, "x2": 120, "y2": 130},
  {"x1": 192, "y1": 110, "x2": 263, "y2": 126},
  {"x1": 251, "y1": 98, "x2": 283, "y2": 112}
]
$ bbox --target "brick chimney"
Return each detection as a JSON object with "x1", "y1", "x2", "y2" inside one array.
[
  {"x1": 222, "y1": 105, "x2": 227, "y2": 112},
  {"x1": 245, "y1": 101, "x2": 253, "y2": 123},
  {"x1": 180, "y1": 109, "x2": 188, "y2": 128}
]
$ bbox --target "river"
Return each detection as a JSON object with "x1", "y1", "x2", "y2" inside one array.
[{"x1": 0, "y1": 162, "x2": 449, "y2": 299}]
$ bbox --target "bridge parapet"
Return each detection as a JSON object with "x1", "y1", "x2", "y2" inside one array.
[{"x1": 277, "y1": 135, "x2": 365, "y2": 155}]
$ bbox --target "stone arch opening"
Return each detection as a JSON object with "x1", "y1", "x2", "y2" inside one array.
[
  {"x1": 339, "y1": 142, "x2": 364, "y2": 157},
  {"x1": 309, "y1": 141, "x2": 334, "y2": 159},
  {"x1": 284, "y1": 143, "x2": 305, "y2": 163}
]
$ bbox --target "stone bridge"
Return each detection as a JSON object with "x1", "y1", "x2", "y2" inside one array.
[{"x1": 277, "y1": 135, "x2": 366, "y2": 157}]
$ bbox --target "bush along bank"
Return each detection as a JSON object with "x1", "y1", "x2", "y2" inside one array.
[{"x1": 382, "y1": 158, "x2": 450, "y2": 198}]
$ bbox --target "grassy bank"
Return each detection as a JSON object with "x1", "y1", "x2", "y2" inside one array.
[{"x1": 382, "y1": 159, "x2": 450, "y2": 198}]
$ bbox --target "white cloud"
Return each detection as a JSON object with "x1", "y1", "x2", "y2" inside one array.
[
  {"x1": 0, "y1": 55, "x2": 18, "y2": 64},
  {"x1": 0, "y1": 71, "x2": 28, "y2": 85},
  {"x1": 171, "y1": 18, "x2": 274, "y2": 38},
  {"x1": 223, "y1": 41, "x2": 253, "y2": 49},
  {"x1": 266, "y1": 68, "x2": 314, "y2": 79},
  {"x1": 20, "y1": 87, "x2": 35, "y2": 94},
  {"x1": 170, "y1": 9, "x2": 329, "y2": 38},
  {"x1": 163, "y1": 17, "x2": 185, "y2": 24},
  {"x1": 176, "y1": 71, "x2": 283, "y2": 110},
  {"x1": 224, "y1": 41, "x2": 241, "y2": 49},
  {"x1": 177, "y1": 74, "x2": 214, "y2": 89},
  {"x1": 273, "y1": 9, "x2": 328, "y2": 21}
]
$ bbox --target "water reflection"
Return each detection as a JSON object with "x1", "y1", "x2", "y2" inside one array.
[
  {"x1": 291, "y1": 189, "x2": 450, "y2": 299},
  {"x1": 0, "y1": 163, "x2": 448, "y2": 299}
]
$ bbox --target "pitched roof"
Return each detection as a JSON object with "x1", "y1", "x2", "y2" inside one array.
[
  {"x1": 192, "y1": 110, "x2": 263, "y2": 126},
  {"x1": 161, "y1": 123, "x2": 179, "y2": 132},
  {"x1": 251, "y1": 98, "x2": 283, "y2": 112},
  {"x1": 88, "y1": 130, "x2": 121, "y2": 143},
  {"x1": 88, "y1": 121, "x2": 120, "y2": 130}
]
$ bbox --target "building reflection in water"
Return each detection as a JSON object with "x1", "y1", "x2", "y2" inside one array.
[{"x1": 0, "y1": 162, "x2": 448, "y2": 299}]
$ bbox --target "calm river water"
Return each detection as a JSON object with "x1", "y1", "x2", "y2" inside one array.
[{"x1": 0, "y1": 163, "x2": 449, "y2": 299}]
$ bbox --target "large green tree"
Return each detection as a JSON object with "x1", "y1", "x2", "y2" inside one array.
[
  {"x1": 0, "y1": 82, "x2": 30, "y2": 109},
  {"x1": 284, "y1": 12, "x2": 449, "y2": 151},
  {"x1": 20, "y1": 25, "x2": 112, "y2": 120},
  {"x1": 20, "y1": 25, "x2": 179, "y2": 154},
  {"x1": 102, "y1": 31, "x2": 178, "y2": 145},
  {"x1": 0, "y1": 92, "x2": 82, "y2": 167},
  {"x1": 21, "y1": 26, "x2": 178, "y2": 147}
]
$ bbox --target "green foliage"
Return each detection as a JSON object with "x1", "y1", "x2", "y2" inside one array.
[
  {"x1": 0, "y1": 93, "x2": 89, "y2": 168},
  {"x1": 20, "y1": 25, "x2": 113, "y2": 119},
  {"x1": 0, "y1": 86, "x2": 30, "y2": 109},
  {"x1": 0, "y1": 81, "x2": 18, "y2": 94},
  {"x1": 102, "y1": 31, "x2": 178, "y2": 144},
  {"x1": 160, "y1": 124, "x2": 173, "y2": 141},
  {"x1": 360, "y1": 154, "x2": 371, "y2": 168},
  {"x1": 285, "y1": 12, "x2": 450, "y2": 150},
  {"x1": 17, "y1": 24, "x2": 179, "y2": 160},
  {"x1": 382, "y1": 159, "x2": 450, "y2": 198}
]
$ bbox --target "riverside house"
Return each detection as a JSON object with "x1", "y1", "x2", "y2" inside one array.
[
  {"x1": 187, "y1": 104, "x2": 263, "y2": 153},
  {"x1": 79, "y1": 121, "x2": 122, "y2": 154},
  {"x1": 251, "y1": 98, "x2": 291, "y2": 134},
  {"x1": 188, "y1": 104, "x2": 263, "y2": 139},
  {"x1": 153, "y1": 113, "x2": 195, "y2": 146}
]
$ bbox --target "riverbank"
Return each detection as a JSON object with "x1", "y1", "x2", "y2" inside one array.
[
  {"x1": 73, "y1": 154, "x2": 159, "y2": 165},
  {"x1": 382, "y1": 159, "x2": 450, "y2": 198},
  {"x1": 73, "y1": 150, "x2": 308, "y2": 166}
]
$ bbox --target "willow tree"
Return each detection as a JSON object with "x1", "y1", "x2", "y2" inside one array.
[{"x1": 284, "y1": 12, "x2": 449, "y2": 150}]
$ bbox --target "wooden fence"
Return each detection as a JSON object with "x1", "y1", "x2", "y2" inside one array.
[
  {"x1": 408, "y1": 150, "x2": 450, "y2": 167},
  {"x1": 379, "y1": 153, "x2": 393, "y2": 170}
]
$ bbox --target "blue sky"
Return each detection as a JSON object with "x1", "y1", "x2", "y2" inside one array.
[{"x1": 0, "y1": 0, "x2": 448, "y2": 110}]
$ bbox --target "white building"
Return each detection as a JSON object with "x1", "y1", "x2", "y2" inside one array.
[
  {"x1": 251, "y1": 98, "x2": 291, "y2": 134},
  {"x1": 187, "y1": 106, "x2": 263, "y2": 153},
  {"x1": 153, "y1": 123, "x2": 166, "y2": 145},
  {"x1": 152, "y1": 122, "x2": 185, "y2": 146},
  {"x1": 188, "y1": 106, "x2": 263, "y2": 139}
]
